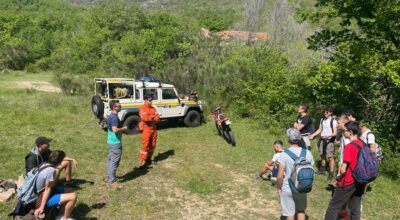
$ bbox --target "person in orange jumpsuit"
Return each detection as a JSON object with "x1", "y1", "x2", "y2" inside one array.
[{"x1": 138, "y1": 95, "x2": 160, "y2": 166}]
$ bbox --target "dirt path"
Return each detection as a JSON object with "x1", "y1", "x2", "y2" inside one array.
[
  {"x1": 12, "y1": 81, "x2": 61, "y2": 93},
  {"x1": 153, "y1": 159, "x2": 281, "y2": 219}
]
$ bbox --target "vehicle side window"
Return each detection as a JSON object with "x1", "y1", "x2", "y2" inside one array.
[
  {"x1": 135, "y1": 89, "x2": 140, "y2": 100},
  {"x1": 143, "y1": 88, "x2": 158, "y2": 100},
  {"x1": 109, "y1": 83, "x2": 134, "y2": 99},
  {"x1": 162, "y1": 89, "x2": 178, "y2": 100}
]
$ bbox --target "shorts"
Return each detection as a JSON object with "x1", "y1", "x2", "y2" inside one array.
[
  {"x1": 280, "y1": 191, "x2": 307, "y2": 217},
  {"x1": 46, "y1": 188, "x2": 65, "y2": 208},
  {"x1": 301, "y1": 135, "x2": 310, "y2": 148},
  {"x1": 318, "y1": 138, "x2": 335, "y2": 158}
]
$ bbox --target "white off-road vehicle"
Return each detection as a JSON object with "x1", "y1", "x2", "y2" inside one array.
[{"x1": 91, "y1": 77, "x2": 203, "y2": 134}]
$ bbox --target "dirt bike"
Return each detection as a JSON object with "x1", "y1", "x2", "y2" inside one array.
[{"x1": 213, "y1": 107, "x2": 236, "y2": 146}]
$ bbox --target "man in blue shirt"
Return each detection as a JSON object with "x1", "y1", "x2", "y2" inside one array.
[{"x1": 107, "y1": 100, "x2": 127, "y2": 188}]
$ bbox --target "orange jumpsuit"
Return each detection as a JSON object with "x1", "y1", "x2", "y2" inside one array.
[{"x1": 139, "y1": 103, "x2": 160, "y2": 162}]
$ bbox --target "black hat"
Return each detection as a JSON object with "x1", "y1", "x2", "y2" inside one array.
[
  {"x1": 35, "y1": 136, "x2": 52, "y2": 146},
  {"x1": 144, "y1": 94, "x2": 153, "y2": 100},
  {"x1": 324, "y1": 107, "x2": 334, "y2": 113},
  {"x1": 345, "y1": 110, "x2": 355, "y2": 116}
]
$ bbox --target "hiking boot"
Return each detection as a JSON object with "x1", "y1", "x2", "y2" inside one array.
[{"x1": 146, "y1": 160, "x2": 157, "y2": 166}]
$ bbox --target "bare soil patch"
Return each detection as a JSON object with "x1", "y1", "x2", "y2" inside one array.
[{"x1": 13, "y1": 81, "x2": 61, "y2": 93}]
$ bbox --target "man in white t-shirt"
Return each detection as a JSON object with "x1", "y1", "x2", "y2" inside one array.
[
  {"x1": 254, "y1": 140, "x2": 284, "y2": 181},
  {"x1": 360, "y1": 123, "x2": 383, "y2": 161},
  {"x1": 277, "y1": 128, "x2": 314, "y2": 220},
  {"x1": 309, "y1": 107, "x2": 337, "y2": 180}
]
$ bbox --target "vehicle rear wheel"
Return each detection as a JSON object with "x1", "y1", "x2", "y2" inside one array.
[
  {"x1": 123, "y1": 115, "x2": 141, "y2": 135},
  {"x1": 183, "y1": 110, "x2": 201, "y2": 127},
  {"x1": 91, "y1": 95, "x2": 104, "y2": 120}
]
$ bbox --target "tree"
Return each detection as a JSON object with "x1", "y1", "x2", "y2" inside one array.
[{"x1": 304, "y1": 0, "x2": 400, "y2": 167}]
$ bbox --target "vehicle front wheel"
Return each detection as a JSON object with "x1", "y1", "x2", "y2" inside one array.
[
  {"x1": 123, "y1": 115, "x2": 141, "y2": 134},
  {"x1": 183, "y1": 110, "x2": 201, "y2": 127}
]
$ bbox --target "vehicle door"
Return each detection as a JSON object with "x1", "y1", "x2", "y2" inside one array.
[{"x1": 160, "y1": 88, "x2": 183, "y2": 118}]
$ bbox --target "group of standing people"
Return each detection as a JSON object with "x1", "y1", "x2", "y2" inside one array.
[{"x1": 256, "y1": 104, "x2": 382, "y2": 220}]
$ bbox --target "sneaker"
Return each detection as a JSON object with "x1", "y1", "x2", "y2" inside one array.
[
  {"x1": 108, "y1": 182, "x2": 123, "y2": 189},
  {"x1": 316, "y1": 167, "x2": 325, "y2": 175},
  {"x1": 55, "y1": 216, "x2": 76, "y2": 220},
  {"x1": 252, "y1": 173, "x2": 262, "y2": 180},
  {"x1": 328, "y1": 179, "x2": 337, "y2": 188},
  {"x1": 270, "y1": 177, "x2": 277, "y2": 185}
]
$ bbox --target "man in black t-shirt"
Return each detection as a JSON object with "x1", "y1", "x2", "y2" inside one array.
[
  {"x1": 294, "y1": 104, "x2": 312, "y2": 150},
  {"x1": 25, "y1": 136, "x2": 79, "y2": 187}
]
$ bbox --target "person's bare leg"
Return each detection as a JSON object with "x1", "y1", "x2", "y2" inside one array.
[
  {"x1": 63, "y1": 161, "x2": 72, "y2": 182},
  {"x1": 297, "y1": 211, "x2": 306, "y2": 220},
  {"x1": 329, "y1": 158, "x2": 335, "y2": 173},
  {"x1": 259, "y1": 161, "x2": 273, "y2": 176},
  {"x1": 287, "y1": 216, "x2": 295, "y2": 220},
  {"x1": 59, "y1": 192, "x2": 77, "y2": 219}
]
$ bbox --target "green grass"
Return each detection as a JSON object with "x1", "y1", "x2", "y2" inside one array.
[{"x1": 0, "y1": 72, "x2": 399, "y2": 219}]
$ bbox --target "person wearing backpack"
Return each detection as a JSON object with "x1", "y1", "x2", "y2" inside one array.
[
  {"x1": 360, "y1": 123, "x2": 383, "y2": 162},
  {"x1": 294, "y1": 104, "x2": 313, "y2": 150},
  {"x1": 34, "y1": 150, "x2": 77, "y2": 220},
  {"x1": 309, "y1": 107, "x2": 337, "y2": 180},
  {"x1": 324, "y1": 121, "x2": 367, "y2": 220},
  {"x1": 277, "y1": 128, "x2": 314, "y2": 220}
]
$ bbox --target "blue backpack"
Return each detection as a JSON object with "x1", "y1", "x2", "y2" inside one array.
[
  {"x1": 284, "y1": 148, "x2": 315, "y2": 193},
  {"x1": 17, "y1": 164, "x2": 52, "y2": 205},
  {"x1": 351, "y1": 141, "x2": 379, "y2": 184}
]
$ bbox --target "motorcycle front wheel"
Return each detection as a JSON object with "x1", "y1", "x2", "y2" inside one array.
[{"x1": 228, "y1": 130, "x2": 236, "y2": 146}]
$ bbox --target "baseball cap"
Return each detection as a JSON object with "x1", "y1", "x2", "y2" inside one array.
[
  {"x1": 35, "y1": 136, "x2": 52, "y2": 146},
  {"x1": 286, "y1": 128, "x2": 301, "y2": 142}
]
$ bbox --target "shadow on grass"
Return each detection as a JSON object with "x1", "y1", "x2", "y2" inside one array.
[
  {"x1": 56, "y1": 179, "x2": 95, "y2": 190},
  {"x1": 119, "y1": 150, "x2": 175, "y2": 183},
  {"x1": 73, "y1": 202, "x2": 106, "y2": 220},
  {"x1": 154, "y1": 149, "x2": 175, "y2": 162}
]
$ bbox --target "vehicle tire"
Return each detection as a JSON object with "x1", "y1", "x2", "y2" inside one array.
[
  {"x1": 228, "y1": 130, "x2": 236, "y2": 146},
  {"x1": 91, "y1": 95, "x2": 104, "y2": 120},
  {"x1": 123, "y1": 115, "x2": 141, "y2": 135},
  {"x1": 183, "y1": 110, "x2": 201, "y2": 127}
]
